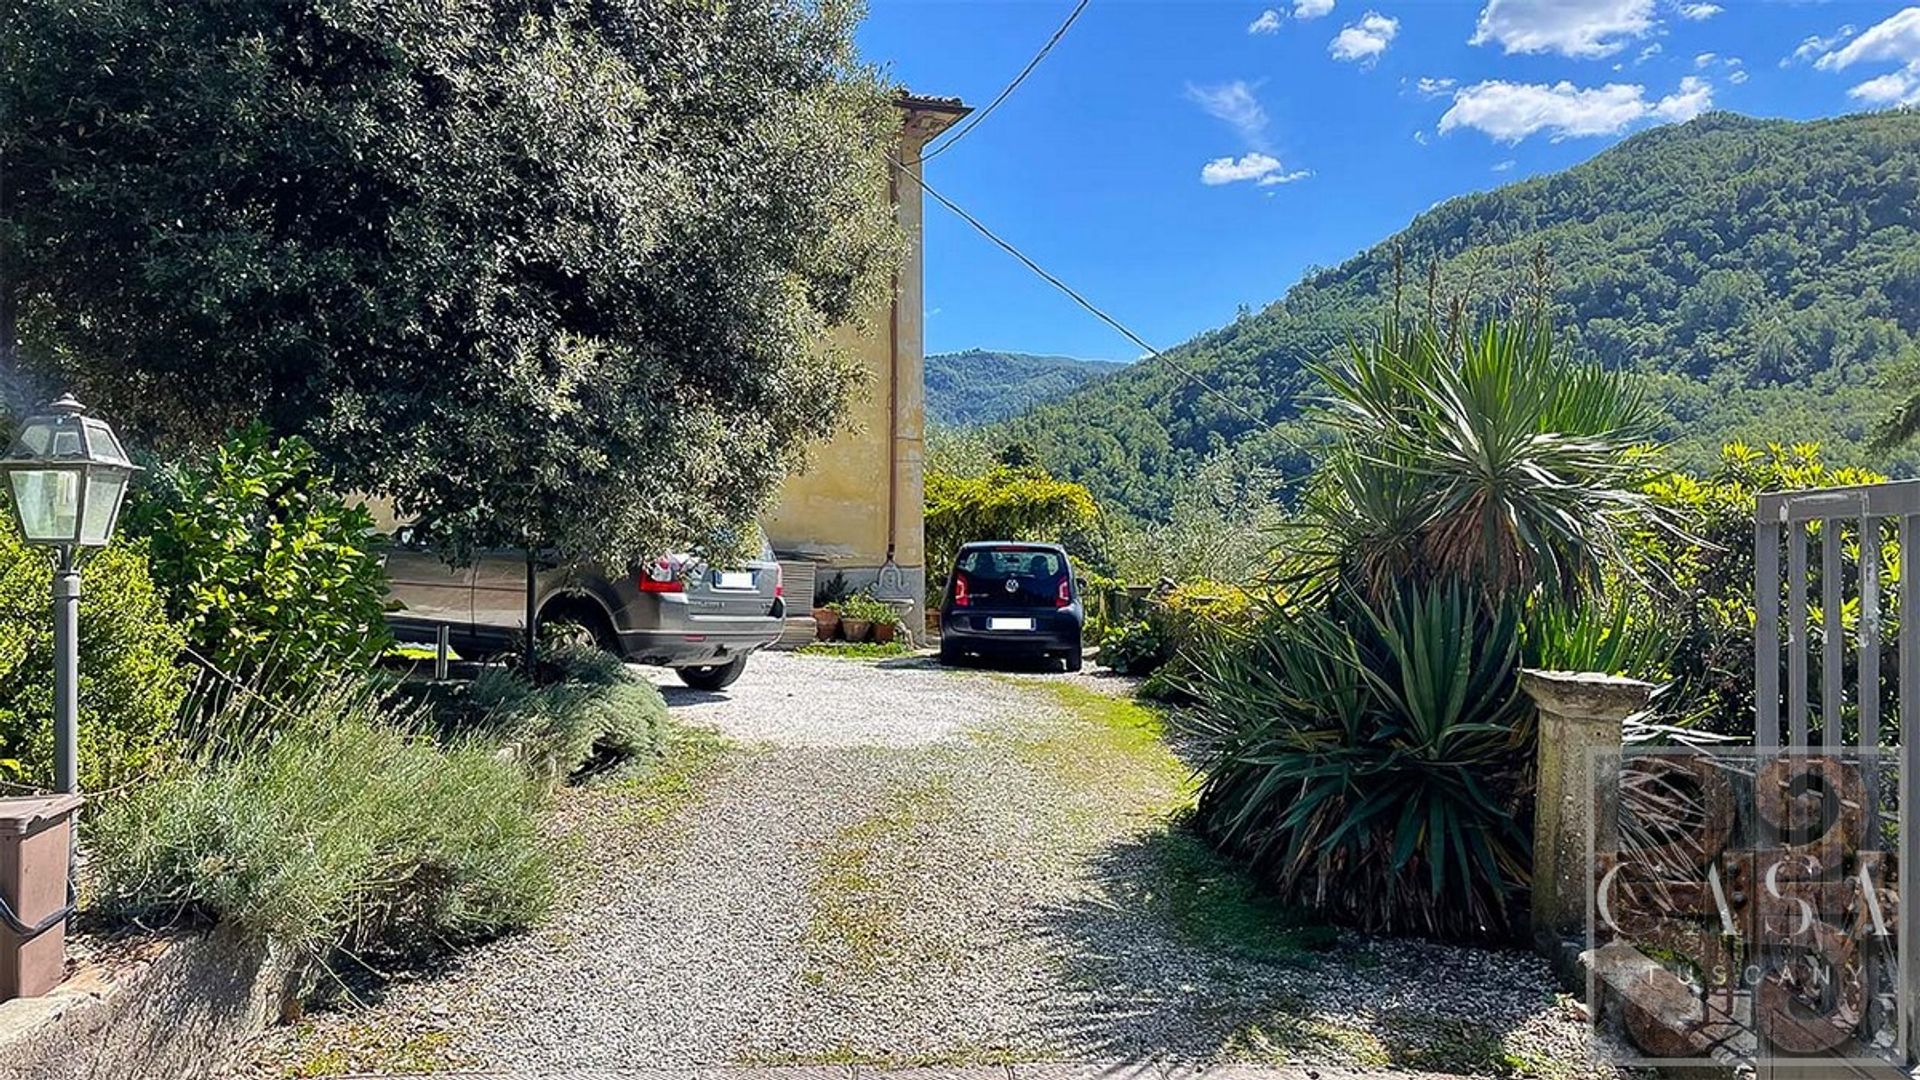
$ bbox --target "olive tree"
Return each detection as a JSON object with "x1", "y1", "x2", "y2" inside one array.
[{"x1": 0, "y1": 0, "x2": 901, "y2": 562}]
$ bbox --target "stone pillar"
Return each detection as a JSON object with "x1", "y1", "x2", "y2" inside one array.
[{"x1": 1520, "y1": 669, "x2": 1651, "y2": 962}]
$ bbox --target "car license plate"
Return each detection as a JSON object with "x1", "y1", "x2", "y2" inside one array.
[
  {"x1": 989, "y1": 617, "x2": 1034, "y2": 631},
  {"x1": 714, "y1": 570, "x2": 754, "y2": 590}
]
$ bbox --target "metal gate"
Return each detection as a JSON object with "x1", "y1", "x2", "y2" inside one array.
[{"x1": 1754, "y1": 479, "x2": 1920, "y2": 1073}]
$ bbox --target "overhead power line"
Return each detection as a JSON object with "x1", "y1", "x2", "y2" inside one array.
[
  {"x1": 920, "y1": 0, "x2": 1090, "y2": 162},
  {"x1": 893, "y1": 160, "x2": 1277, "y2": 435}
]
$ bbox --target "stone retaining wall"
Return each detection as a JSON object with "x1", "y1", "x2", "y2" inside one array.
[{"x1": 0, "y1": 927, "x2": 293, "y2": 1080}]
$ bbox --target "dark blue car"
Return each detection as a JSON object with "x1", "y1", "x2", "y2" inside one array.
[{"x1": 937, "y1": 541, "x2": 1084, "y2": 672}]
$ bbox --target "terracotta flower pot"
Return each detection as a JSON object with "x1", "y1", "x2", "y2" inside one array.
[
  {"x1": 872, "y1": 621, "x2": 896, "y2": 645},
  {"x1": 840, "y1": 618, "x2": 872, "y2": 642},
  {"x1": 812, "y1": 607, "x2": 841, "y2": 641}
]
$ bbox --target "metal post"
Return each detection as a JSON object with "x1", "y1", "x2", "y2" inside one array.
[
  {"x1": 434, "y1": 623, "x2": 450, "y2": 681},
  {"x1": 522, "y1": 547, "x2": 538, "y2": 673},
  {"x1": 51, "y1": 550, "x2": 77, "y2": 795}
]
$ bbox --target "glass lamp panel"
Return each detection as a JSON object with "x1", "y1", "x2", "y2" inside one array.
[
  {"x1": 16, "y1": 419, "x2": 51, "y2": 456},
  {"x1": 80, "y1": 419, "x2": 131, "y2": 467},
  {"x1": 9, "y1": 467, "x2": 80, "y2": 543},
  {"x1": 79, "y1": 469, "x2": 129, "y2": 545},
  {"x1": 47, "y1": 421, "x2": 82, "y2": 459}
]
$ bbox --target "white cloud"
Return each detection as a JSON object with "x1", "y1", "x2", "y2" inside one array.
[
  {"x1": 1186, "y1": 81, "x2": 1269, "y2": 146},
  {"x1": 1259, "y1": 168, "x2": 1314, "y2": 186},
  {"x1": 1785, "y1": 25, "x2": 1856, "y2": 67},
  {"x1": 1294, "y1": 0, "x2": 1334, "y2": 18},
  {"x1": 1471, "y1": 0, "x2": 1657, "y2": 59},
  {"x1": 1635, "y1": 42, "x2": 1663, "y2": 64},
  {"x1": 1249, "y1": 8, "x2": 1284, "y2": 34},
  {"x1": 1816, "y1": 8, "x2": 1920, "y2": 71},
  {"x1": 1694, "y1": 52, "x2": 1715, "y2": 68},
  {"x1": 1492, "y1": 159, "x2": 1517, "y2": 171},
  {"x1": 1803, "y1": 9, "x2": 1920, "y2": 108},
  {"x1": 1438, "y1": 76, "x2": 1712, "y2": 142},
  {"x1": 1729, "y1": 69, "x2": 1748, "y2": 85},
  {"x1": 1677, "y1": 3, "x2": 1721, "y2": 20},
  {"x1": 1200, "y1": 152, "x2": 1291, "y2": 185},
  {"x1": 1415, "y1": 76, "x2": 1458, "y2": 97},
  {"x1": 1847, "y1": 63, "x2": 1920, "y2": 106},
  {"x1": 1653, "y1": 75, "x2": 1714, "y2": 121},
  {"x1": 1330, "y1": 11, "x2": 1399, "y2": 63}
]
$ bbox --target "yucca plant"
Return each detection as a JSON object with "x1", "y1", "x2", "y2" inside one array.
[
  {"x1": 1184, "y1": 583, "x2": 1533, "y2": 939},
  {"x1": 1291, "y1": 314, "x2": 1661, "y2": 608}
]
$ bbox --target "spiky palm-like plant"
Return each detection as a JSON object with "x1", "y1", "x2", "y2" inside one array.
[{"x1": 1293, "y1": 315, "x2": 1660, "y2": 606}]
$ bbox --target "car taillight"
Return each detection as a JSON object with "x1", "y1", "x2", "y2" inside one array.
[
  {"x1": 1056, "y1": 578, "x2": 1072, "y2": 608},
  {"x1": 638, "y1": 555, "x2": 686, "y2": 593},
  {"x1": 953, "y1": 573, "x2": 970, "y2": 607},
  {"x1": 774, "y1": 564, "x2": 784, "y2": 599}
]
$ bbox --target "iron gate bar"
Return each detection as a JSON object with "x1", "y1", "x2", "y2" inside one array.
[
  {"x1": 1904, "y1": 512, "x2": 1920, "y2": 1061},
  {"x1": 1861, "y1": 513, "x2": 1881, "y2": 751},
  {"x1": 1789, "y1": 519, "x2": 1809, "y2": 747},
  {"x1": 1757, "y1": 477, "x2": 1920, "y2": 523},
  {"x1": 1756, "y1": 516, "x2": 1780, "y2": 750},
  {"x1": 1823, "y1": 520, "x2": 1843, "y2": 747}
]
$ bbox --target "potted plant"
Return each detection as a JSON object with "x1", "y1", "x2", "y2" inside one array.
[
  {"x1": 812, "y1": 573, "x2": 851, "y2": 640},
  {"x1": 836, "y1": 593, "x2": 891, "y2": 644}
]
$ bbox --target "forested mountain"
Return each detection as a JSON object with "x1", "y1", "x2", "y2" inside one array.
[
  {"x1": 999, "y1": 111, "x2": 1920, "y2": 521},
  {"x1": 925, "y1": 349, "x2": 1126, "y2": 427}
]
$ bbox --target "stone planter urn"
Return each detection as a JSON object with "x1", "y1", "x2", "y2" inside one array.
[
  {"x1": 840, "y1": 618, "x2": 872, "y2": 642},
  {"x1": 872, "y1": 621, "x2": 897, "y2": 645},
  {"x1": 812, "y1": 607, "x2": 840, "y2": 641}
]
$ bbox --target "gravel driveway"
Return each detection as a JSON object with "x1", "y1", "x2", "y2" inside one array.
[{"x1": 242, "y1": 652, "x2": 1613, "y2": 1079}]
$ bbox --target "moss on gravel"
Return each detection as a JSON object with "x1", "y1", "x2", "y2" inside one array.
[
  {"x1": 988, "y1": 678, "x2": 1194, "y2": 815},
  {"x1": 803, "y1": 771, "x2": 964, "y2": 982}
]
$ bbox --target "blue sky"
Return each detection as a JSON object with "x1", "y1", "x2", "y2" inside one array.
[{"x1": 857, "y1": 1, "x2": 1920, "y2": 361}]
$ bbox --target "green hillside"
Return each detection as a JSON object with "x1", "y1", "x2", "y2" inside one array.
[
  {"x1": 924, "y1": 349, "x2": 1126, "y2": 427},
  {"x1": 1001, "y1": 111, "x2": 1920, "y2": 520}
]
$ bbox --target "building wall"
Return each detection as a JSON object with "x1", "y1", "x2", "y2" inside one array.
[{"x1": 763, "y1": 98, "x2": 962, "y2": 620}]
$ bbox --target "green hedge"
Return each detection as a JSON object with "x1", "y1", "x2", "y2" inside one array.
[{"x1": 0, "y1": 521, "x2": 187, "y2": 790}]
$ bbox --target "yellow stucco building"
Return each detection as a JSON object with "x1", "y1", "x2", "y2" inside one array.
[{"x1": 763, "y1": 94, "x2": 967, "y2": 632}]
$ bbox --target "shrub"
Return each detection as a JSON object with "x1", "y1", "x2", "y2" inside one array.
[
  {"x1": 125, "y1": 425, "x2": 391, "y2": 697},
  {"x1": 1098, "y1": 618, "x2": 1171, "y2": 675},
  {"x1": 429, "y1": 644, "x2": 668, "y2": 783},
  {"x1": 924, "y1": 464, "x2": 1098, "y2": 604},
  {"x1": 0, "y1": 520, "x2": 188, "y2": 790},
  {"x1": 1097, "y1": 582, "x2": 1264, "y2": 683},
  {"x1": 1632, "y1": 442, "x2": 1889, "y2": 735},
  {"x1": 85, "y1": 681, "x2": 551, "y2": 960},
  {"x1": 1185, "y1": 585, "x2": 1533, "y2": 939}
]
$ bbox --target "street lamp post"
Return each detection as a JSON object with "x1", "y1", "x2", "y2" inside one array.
[{"x1": 0, "y1": 394, "x2": 138, "y2": 794}]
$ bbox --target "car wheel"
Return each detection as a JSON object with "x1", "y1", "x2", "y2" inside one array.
[
  {"x1": 677, "y1": 656, "x2": 748, "y2": 691},
  {"x1": 1064, "y1": 647, "x2": 1083, "y2": 673},
  {"x1": 539, "y1": 603, "x2": 618, "y2": 654},
  {"x1": 938, "y1": 640, "x2": 963, "y2": 666}
]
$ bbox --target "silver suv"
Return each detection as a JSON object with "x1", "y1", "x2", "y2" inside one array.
[{"x1": 383, "y1": 528, "x2": 786, "y2": 690}]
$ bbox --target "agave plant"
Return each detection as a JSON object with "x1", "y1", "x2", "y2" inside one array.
[
  {"x1": 1291, "y1": 314, "x2": 1660, "y2": 607},
  {"x1": 1184, "y1": 582, "x2": 1533, "y2": 939}
]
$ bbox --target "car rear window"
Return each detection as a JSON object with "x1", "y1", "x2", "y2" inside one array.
[
  {"x1": 954, "y1": 547, "x2": 1068, "y2": 608},
  {"x1": 957, "y1": 548, "x2": 1064, "y2": 577}
]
